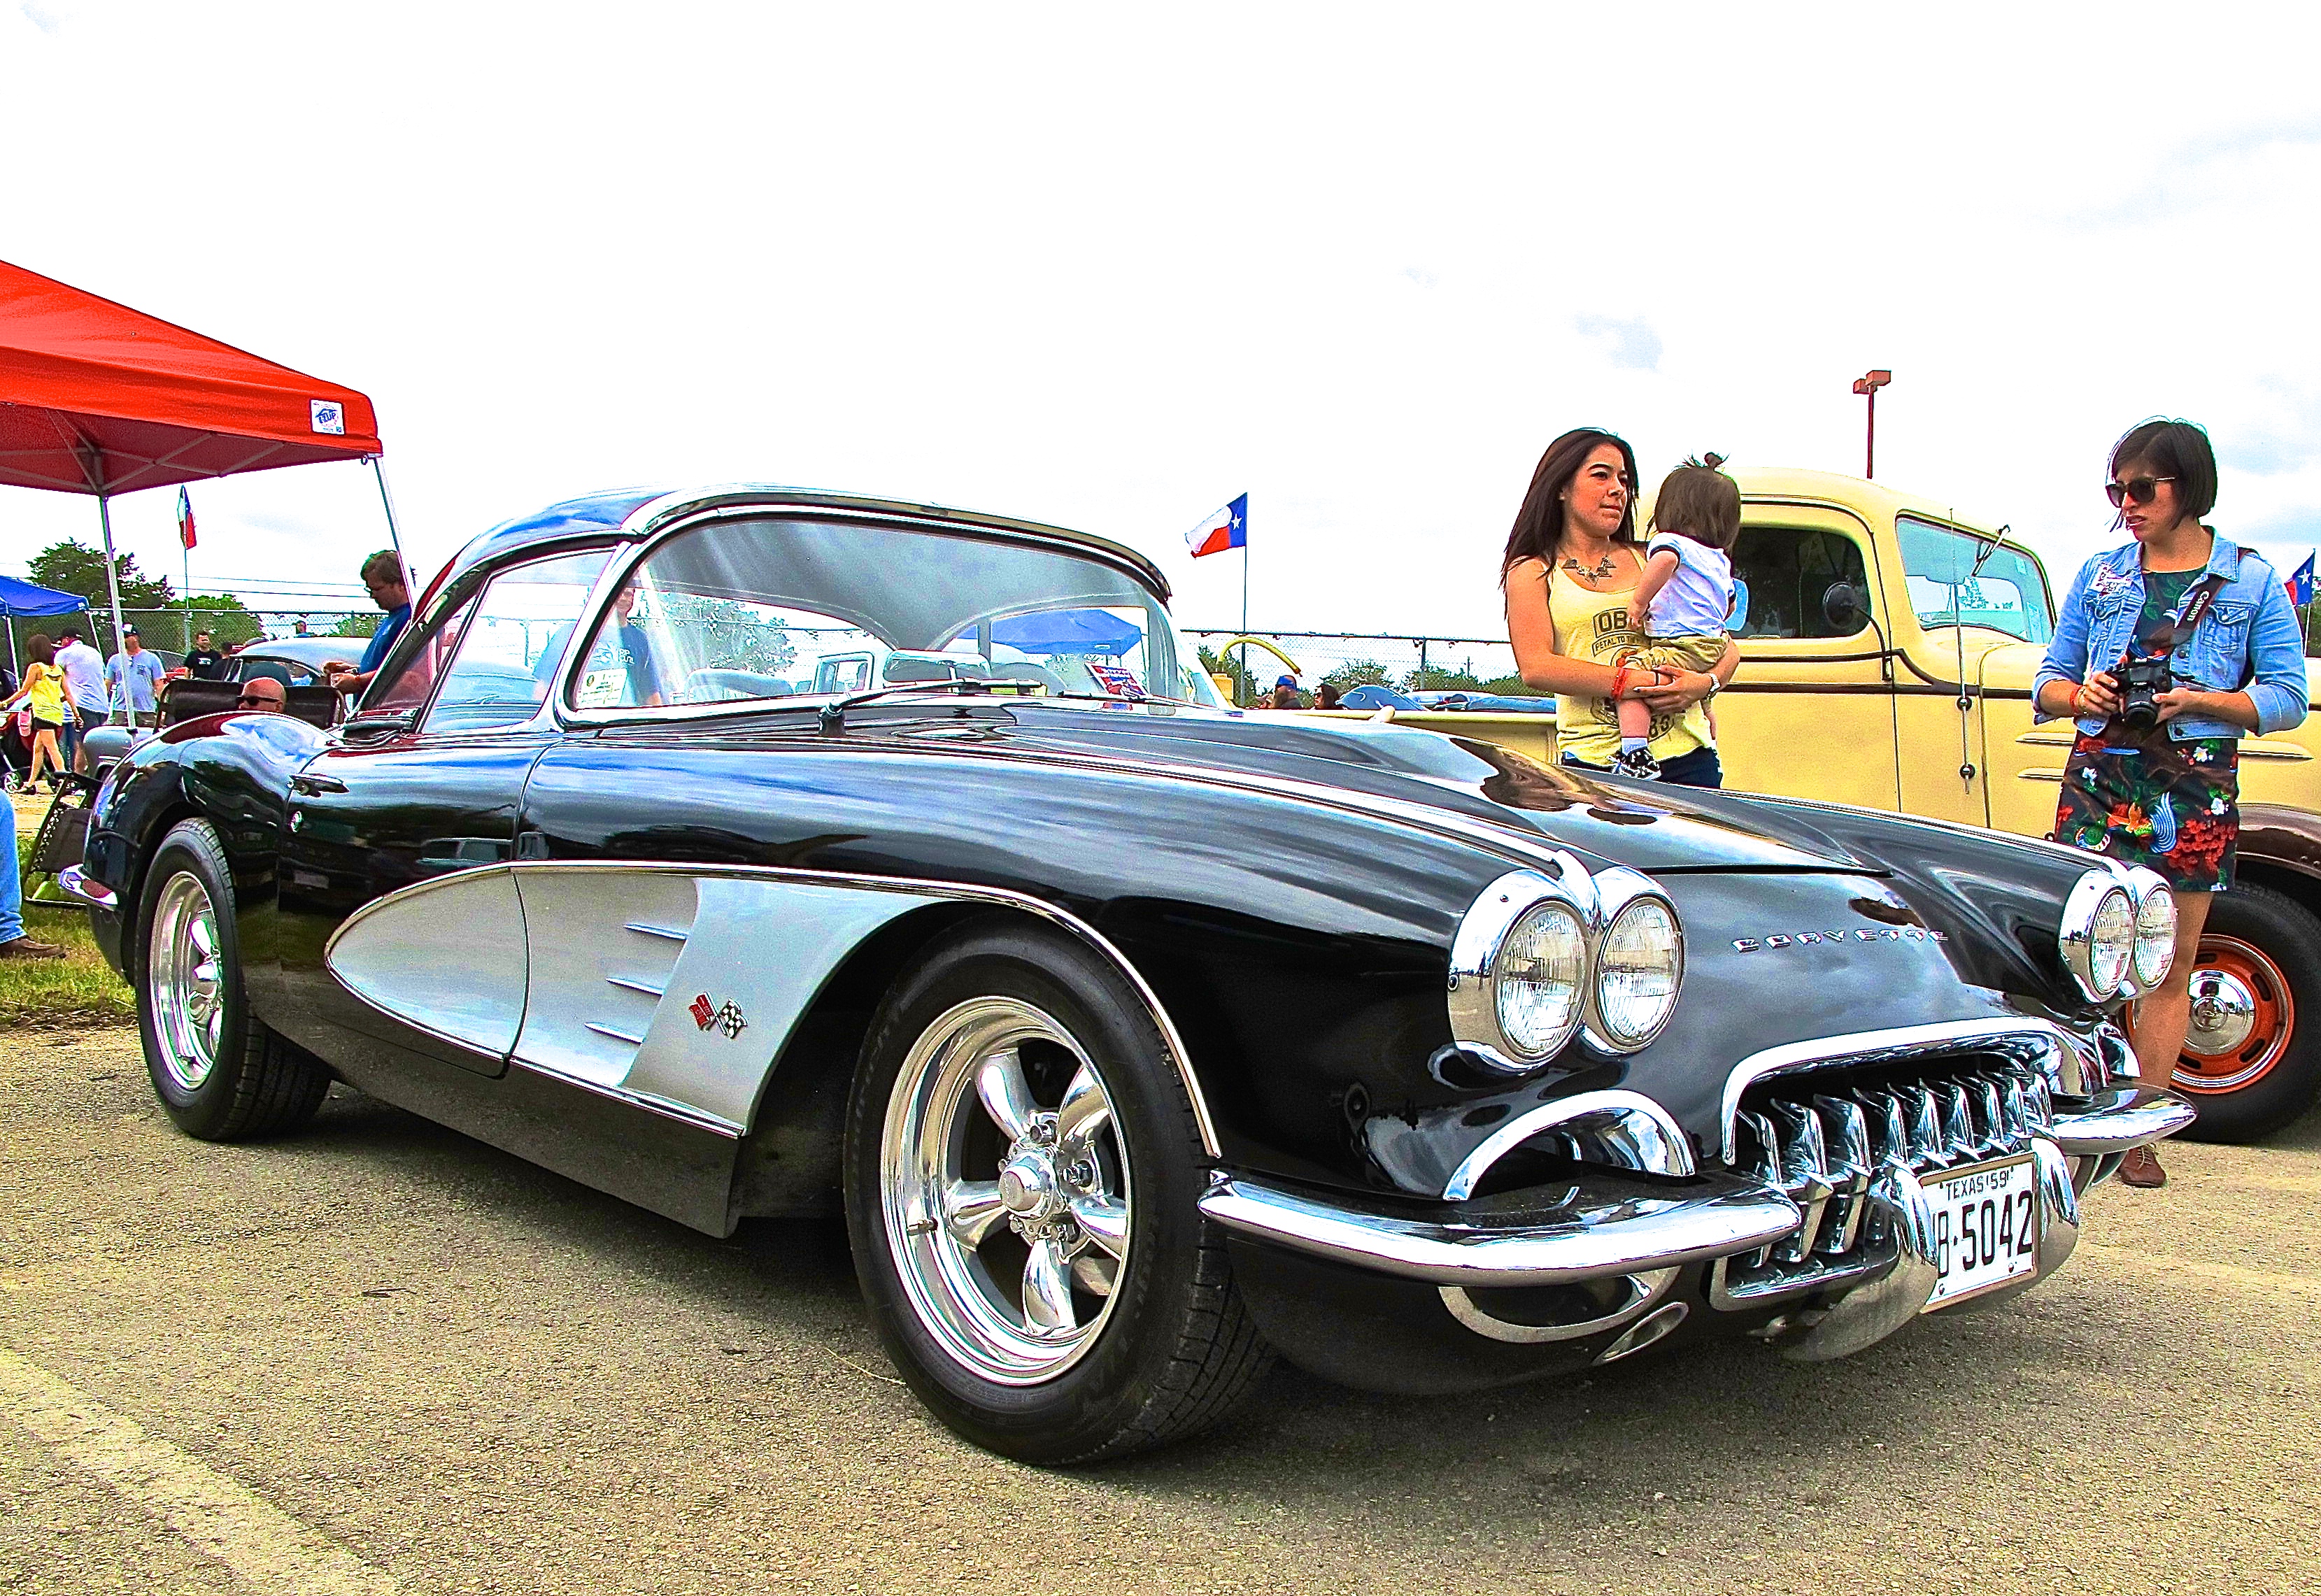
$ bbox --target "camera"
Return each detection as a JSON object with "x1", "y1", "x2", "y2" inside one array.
[{"x1": 2114, "y1": 653, "x2": 2173, "y2": 732}]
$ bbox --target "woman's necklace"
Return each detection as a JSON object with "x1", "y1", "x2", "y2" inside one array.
[{"x1": 1559, "y1": 547, "x2": 1620, "y2": 581}]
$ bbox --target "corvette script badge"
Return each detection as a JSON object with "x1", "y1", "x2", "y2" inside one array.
[{"x1": 1731, "y1": 926, "x2": 1947, "y2": 953}]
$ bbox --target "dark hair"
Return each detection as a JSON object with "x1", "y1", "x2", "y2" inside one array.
[
  {"x1": 1502, "y1": 428, "x2": 1641, "y2": 576},
  {"x1": 360, "y1": 548, "x2": 405, "y2": 588},
  {"x1": 1315, "y1": 681, "x2": 1343, "y2": 709},
  {"x1": 1648, "y1": 453, "x2": 1741, "y2": 551},
  {"x1": 27, "y1": 634, "x2": 54, "y2": 667},
  {"x1": 2110, "y1": 418, "x2": 2217, "y2": 520}
]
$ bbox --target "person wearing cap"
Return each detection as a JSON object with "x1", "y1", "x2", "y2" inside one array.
[
  {"x1": 105, "y1": 627, "x2": 169, "y2": 728},
  {"x1": 323, "y1": 550, "x2": 412, "y2": 699},
  {"x1": 1268, "y1": 674, "x2": 1305, "y2": 710},
  {"x1": 52, "y1": 623, "x2": 106, "y2": 770}
]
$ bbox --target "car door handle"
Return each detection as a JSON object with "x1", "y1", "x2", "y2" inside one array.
[{"x1": 290, "y1": 773, "x2": 348, "y2": 796}]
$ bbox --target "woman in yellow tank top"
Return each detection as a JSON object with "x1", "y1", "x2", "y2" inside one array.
[
  {"x1": 1502, "y1": 429, "x2": 1736, "y2": 785},
  {"x1": 2, "y1": 634, "x2": 71, "y2": 794}
]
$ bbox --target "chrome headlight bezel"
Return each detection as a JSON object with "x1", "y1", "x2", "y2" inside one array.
[
  {"x1": 2118, "y1": 864, "x2": 2176, "y2": 995},
  {"x1": 1448, "y1": 864, "x2": 1596, "y2": 1074},
  {"x1": 1448, "y1": 860, "x2": 1686, "y2": 1074},
  {"x1": 1584, "y1": 867, "x2": 1685, "y2": 1054},
  {"x1": 2059, "y1": 869, "x2": 2136, "y2": 1001}
]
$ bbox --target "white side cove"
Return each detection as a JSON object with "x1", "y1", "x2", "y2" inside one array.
[
  {"x1": 326, "y1": 864, "x2": 940, "y2": 1134},
  {"x1": 327, "y1": 868, "x2": 530, "y2": 1058}
]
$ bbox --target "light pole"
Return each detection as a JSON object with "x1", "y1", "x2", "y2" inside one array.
[{"x1": 1851, "y1": 369, "x2": 1891, "y2": 478}]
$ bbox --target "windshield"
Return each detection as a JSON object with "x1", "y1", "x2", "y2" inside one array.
[
  {"x1": 569, "y1": 515, "x2": 1186, "y2": 711},
  {"x1": 1897, "y1": 515, "x2": 2054, "y2": 644}
]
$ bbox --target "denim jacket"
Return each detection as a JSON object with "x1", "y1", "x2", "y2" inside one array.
[{"x1": 2033, "y1": 533, "x2": 2309, "y2": 741}]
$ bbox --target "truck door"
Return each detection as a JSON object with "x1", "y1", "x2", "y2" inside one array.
[{"x1": 1716, "y1": 509, "x2": 1899, "y2": 811}]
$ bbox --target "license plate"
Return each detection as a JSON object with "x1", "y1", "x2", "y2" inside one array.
[{"x1": 1923, "y1": 1155, "x2": 2039, "y2": 1309}]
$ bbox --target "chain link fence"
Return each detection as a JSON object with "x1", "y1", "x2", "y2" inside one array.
[
  {"x1": 1187, "y1": 630, "x2": 1534, "y2": 706},
  {"x1": 3, "y1": 608, "x2": 381, "y2": 671}
]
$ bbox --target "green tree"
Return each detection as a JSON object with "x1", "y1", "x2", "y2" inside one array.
[
  {"x1": 1478, "y1": 674, "x2": 1544, "y2": 697},
  {"x1": 1403, "y1": 664, "x2": 1488, "y2": 693},
  {"x1": 1321, "y1": 658, "x2": 1392, "y2": 690},
  {"x1": 27, "y1": 537, "x2": 174, "y2": 611}
]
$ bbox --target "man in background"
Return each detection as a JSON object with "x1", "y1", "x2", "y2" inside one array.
[
  {"x1": 105, "y1": 628, "x2": 167, "y2": 728},
  {"x1": 54, "y1": 624, "x2": 105, "y2": 770},
  {"x1": 323, "y1": 551, "x2": 412, "y2": 700},
  {"x1": 181, "y1": 629, "x2": 226, "y2": 680},
  {"x1": 233, "y1": 678, "x2": 286, "y2": 713}
]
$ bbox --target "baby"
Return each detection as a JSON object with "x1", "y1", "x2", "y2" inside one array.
[{"x1": 1612, "y1": 455, "x2": 1740, "y2": 779}]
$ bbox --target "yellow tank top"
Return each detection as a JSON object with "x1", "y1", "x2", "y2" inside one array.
[
  {"x1": 1542, "y1": 564, "x2": 1712, "y2": 767},
  {"x1": 24, "y1": 662, "x2": 65, "y2": 723}
]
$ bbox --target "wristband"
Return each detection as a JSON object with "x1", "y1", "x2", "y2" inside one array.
[
  {"x1": 2068, "y1": 683, "x2": 2084, "y2": 713},
  {"x1": 1610, "y1": 666, "x2": 1631, "y2": 701}
]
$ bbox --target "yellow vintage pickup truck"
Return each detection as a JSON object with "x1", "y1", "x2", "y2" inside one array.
[{"x1": 1340, "y1": 466, "x2": 2321, "y2": 1140}]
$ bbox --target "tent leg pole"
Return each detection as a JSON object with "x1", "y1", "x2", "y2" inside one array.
[
  {"x1": 97, "y1": 494, "x2": 127, "y2": 725},
  {"x1": 367, "y1": 457, "x2": 415, "y2": 596}
]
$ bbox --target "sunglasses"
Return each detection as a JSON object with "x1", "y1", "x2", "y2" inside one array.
[
  {"x1": 235, "y1": 694, "x2": 273, "y2": 707},
  {"x1": 2105, "y1": 475, "x2": 2177, "y2": 508}
]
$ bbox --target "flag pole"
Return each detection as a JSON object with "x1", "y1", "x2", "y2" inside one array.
[
  {"x1": 1239, "y1": 540, "x2": 1250, "y2": 706},
  {"x1": 180, "y1": 493, "x2": 193, "y2": 656},
  {"x1": 95, "y1": 493, "x2": 128, "y2": 722}
]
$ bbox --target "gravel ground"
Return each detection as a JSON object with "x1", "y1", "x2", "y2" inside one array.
[{"x1": 3, "y1": 1027, "x2": 2318, "y2": 1595}]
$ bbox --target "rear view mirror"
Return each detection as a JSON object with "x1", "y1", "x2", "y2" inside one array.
[{"x1": 1822, "y1": 581, "x2": 1871, "y2": 633}]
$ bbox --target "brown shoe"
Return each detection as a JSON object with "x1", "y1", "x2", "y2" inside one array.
[
  {"x1": 2119, "y1": 1145, "x2": 2167, "y2": 1188},
  {"x1": 0, "y1": 936, "x2": 66, "y2": 960}
]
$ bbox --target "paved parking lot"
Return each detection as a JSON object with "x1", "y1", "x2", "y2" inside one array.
[{"x1": 3, "y1": 1027, "x2": 2318, "y2": 1595}]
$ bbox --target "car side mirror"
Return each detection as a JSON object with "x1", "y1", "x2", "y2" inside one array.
[{"x1": 1822, "y1": 580, "x2": 1871, "y2": 633}]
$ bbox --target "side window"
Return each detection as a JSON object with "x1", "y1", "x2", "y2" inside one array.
[
  {"x1": 364, "y1": 595, "x2": 481, "y2": 716},
  {"x1": 425, "y1": 549, "x2": 615, "y2": 734},
  {"x1": 1731, "y1": 527, "x2": 1872, "y2": 640}
]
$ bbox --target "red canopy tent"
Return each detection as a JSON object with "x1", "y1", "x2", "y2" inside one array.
[{"x1": 0, "y1": 257, "x2": 400, "y2": 660}]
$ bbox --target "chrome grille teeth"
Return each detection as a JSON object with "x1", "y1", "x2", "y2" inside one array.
[
  {"x1": 1974, "y1": 1077, "x2": 2009, "y2": 1157},
  {"x1": 1725, "y1": 1057, "x2": 2049, "y2": 1299}
]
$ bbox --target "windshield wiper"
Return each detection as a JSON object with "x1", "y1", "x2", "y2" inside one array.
[{"x1": 812, "y1": 679, "x2": 1031, "y2": 733}]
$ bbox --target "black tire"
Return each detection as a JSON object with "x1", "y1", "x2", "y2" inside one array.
[
  {"x1": 2171, "y1": 880, "x2": 2321, "y2": 1143},
  {"x1": 842, "y1": 916, "x2": 1270, "y2": 1464},
  {"x1": 134, "y1": 818, "x2": 330, "y2": 1141}
]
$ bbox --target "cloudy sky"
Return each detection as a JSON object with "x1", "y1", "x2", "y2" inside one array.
[{"x1": 5, "y1": 1, "x2": 2319, "y2": 641}]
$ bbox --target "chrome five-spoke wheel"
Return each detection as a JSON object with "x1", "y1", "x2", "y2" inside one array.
[
  {"x1": 881, "y1": 996, "x2": 1131, "y2": 1383},
  {"x1": 148, "y1": 871, "x2": 225, "y2": 1091}
]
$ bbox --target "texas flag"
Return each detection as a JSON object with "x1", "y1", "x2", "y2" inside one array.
[
  {"x1": 1186, "y1": 494, "x2": 1247, "y2": 558},
  {"x1": 2288, "y1": 552, "x2": 2315, "y2": 608},
  {"x1": 176, "y1": 485, "x2": 197, "y2": 551}
]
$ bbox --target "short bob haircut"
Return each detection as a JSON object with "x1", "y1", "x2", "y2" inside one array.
[
  {"x1": 2110, "y1": 418, "x2": 2218, "y2": 521},
  {"x1": 1502, "y1": 427, "x2": 1641, "y2": 577},
  {"x1": 1647, "y1": 454, "x2": 1741, "y2": 551}
]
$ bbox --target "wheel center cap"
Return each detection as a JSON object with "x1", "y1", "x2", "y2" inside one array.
[
  {"x1": 2185, "y1": 969, "x2": 2258, "y2": 1056},
  {"x1": 998, "y1": 1153, "x2": 1061, "y2": 1218}
]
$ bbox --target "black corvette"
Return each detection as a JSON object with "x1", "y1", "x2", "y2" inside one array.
[{"x1": 68, "y1": 485, "x2": 2194, "y2": 1462}]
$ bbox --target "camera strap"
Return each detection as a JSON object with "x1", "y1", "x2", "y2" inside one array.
[{"x1": 2159, "y1": 571, "x2": 2230, "y2": 650}]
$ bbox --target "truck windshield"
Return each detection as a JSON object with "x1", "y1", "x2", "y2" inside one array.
[{"x1": 1898, "y1": 515, "x2": 2054, "y2": 644}]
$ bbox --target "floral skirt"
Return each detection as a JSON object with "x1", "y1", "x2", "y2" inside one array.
[{"x1": 2053, "y1": 727, "x2": 2239, "y2": 892}]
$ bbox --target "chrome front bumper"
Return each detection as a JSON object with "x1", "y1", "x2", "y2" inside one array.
[
  {"x1": 1198, "y1": 1171, "x2": 1799, "y2": 1290},
  {"x1": 1200, "y1": 1083, "x2": 2196, "y2": 1360}
]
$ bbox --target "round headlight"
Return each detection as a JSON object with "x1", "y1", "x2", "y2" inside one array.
[
  {"x1": 1495, "y1": 902, "x2": 1587, "y2": 1059},
  {"x1": 2133, "y1": 883, "x2": 2176, "y2": 989},
  {"x1": 1595, "y1": 897, "x2": 1683, "y2": 1048},
  {"x1": 2089, "y1": 888, "x2": 2135, "y2": 995}
]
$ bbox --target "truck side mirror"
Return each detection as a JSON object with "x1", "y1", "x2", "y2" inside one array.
[{"x1": 1822, "y1": 580, "x2": 1871, "y2": 633}]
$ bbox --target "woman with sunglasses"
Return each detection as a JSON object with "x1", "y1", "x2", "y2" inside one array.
[{"x1": 2033, "y1": 419, "x2": 2308, "y2": 1186}]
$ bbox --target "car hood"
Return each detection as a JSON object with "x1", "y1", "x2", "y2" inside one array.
[{"x1": 946, "y1": 704, "x2": 1866, "y2": 875}]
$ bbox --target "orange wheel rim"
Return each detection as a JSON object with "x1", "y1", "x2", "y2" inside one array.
[{"x1": 2168, "y1": 934, "x2": 2294, "y2": 1094}]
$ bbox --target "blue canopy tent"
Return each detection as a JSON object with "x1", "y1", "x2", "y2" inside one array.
[
  {"x1": 0, "y1": 573, "x2": 90, "y2": 679},
  {"x1": 988, "y1": 607, "x2": 1144, "y2": 656}
]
